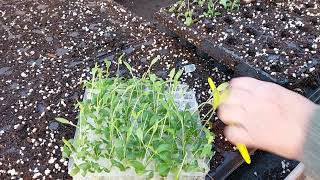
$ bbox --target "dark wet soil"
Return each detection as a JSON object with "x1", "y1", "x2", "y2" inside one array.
[
  {"x1": 0, "y1": 0, "x2": 156, "y2": 179},
  {"x1": 0, "y1": 0, "x2": 235, "y2": 179},
  {"x1": 157, "y1": 0, "x2": 320, "y2": 86},
  {"x1": 114, "y1": 0, "x2": 175, "y2": 22}
]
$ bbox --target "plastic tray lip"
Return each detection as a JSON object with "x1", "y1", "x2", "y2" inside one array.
[{"x1": 284, "y1": 163, "x2": 305, "y2": 180}]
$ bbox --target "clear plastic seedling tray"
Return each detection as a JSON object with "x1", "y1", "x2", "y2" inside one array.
[{"x1": 68, "y1": 84, "x2": 210, "y2": 180}]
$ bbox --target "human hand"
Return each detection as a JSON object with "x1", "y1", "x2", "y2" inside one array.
[{"x1": 218, "y1": 77, "x2": 318, "y2": 160}]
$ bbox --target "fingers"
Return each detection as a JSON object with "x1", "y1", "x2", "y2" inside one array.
[
  {"x1": 218, "y1": 79, "x2": 251, "y2": 125},
  {"x1": 225, "y1": 126, "x2": 254, "y2": 146},
  {"x1": 218, "y1": 104, "x2": 247, "y2": 125},
  {"x1": 223, "y1": 87, "x2": 251, "y2": 105},
  {"x1": 230, "y1": 77, "x2": 262, "y2": 92}
]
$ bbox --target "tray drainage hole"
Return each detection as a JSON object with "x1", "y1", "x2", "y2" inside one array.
[
  {"x1": 267, "y1": 40, "x2": 278, "y2": 49},
  {"x1": 247, "y1": 48, "x2": 256, "y2": 57},
  {"x1": 310, "y1": 17, "x2": 319, "y2": 26},
  {"x1": 255, "y1": 5, "x2": 265, "y2": 12},
  {"x1": 263, "y1": 22, "x2": 273, "y2": 29},
  {"x1": 281, "y1": 15, "x2": 289, "y2": 22},
  {"x1": 280, "y1": 29, "x2": 291, "y2": 38},
  {"x1": 301, "y1": 41, "x2": 315, "y2": 50},
  {"x1": 297, "y1": 24, "x2": 312, "y2": 33},
  {"x1": 242, "y1": 10, "x2": 253, "y2": 19},
  {"x1": 225, "y1": 36, "x2": 238, "y2": 46},
  {"x1": 270, "y1": 64, "x2": 282, "y2": 72},
  {"x1": 205, "y1": 23, "x2": 215, "y2": 33},
  {"x1": 304, "y1": 2, "x2": 315, "y2": 8},
  {"x1": 293, "y1": 8, "x2": 302, "y2": 15},
  {"x1": 244, "y1": 26, "x2": 258, "y2": 36},
  {"x1": 223, "y1": 15, "x2": 234, "y2": 24}
]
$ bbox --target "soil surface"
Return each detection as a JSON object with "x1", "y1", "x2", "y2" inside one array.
[
  {"x1": 158, "y1": 0, "x2": 320, "y2": 85},
  {"x1": 0, "y1": 0, "x2": 154, "y2": 179},
  {"x1": 0, "y1": 0, "x2": 235, "y2": 179},
  {"x1": 114, "y1": 0, "x2": 175, "y2": 22}
]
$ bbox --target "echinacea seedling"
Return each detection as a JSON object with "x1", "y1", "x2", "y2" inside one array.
[
  {"x1": 219, "y1": 0, "x2": 240, "y2": 12},
  {"x1": 184, "y1": 10, "x2": 194, "y2": 26},
  {"x1": 57, "y1": 56, "x2": 215, "y2": 178},
  {"x1": 169, "y1": 0, "x2": 241, "y2": 24},
  {"x1": 204, "y1": 0, "x2": 221, "y2": 18}
]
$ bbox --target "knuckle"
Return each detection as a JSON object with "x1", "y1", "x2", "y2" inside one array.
[{"x1": 217, "y1": 106, "x2": 228, "y2": 120}]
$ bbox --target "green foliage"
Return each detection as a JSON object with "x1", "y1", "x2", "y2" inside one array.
[
  {"x1": 59, "y1": 57, "x2": 214, "y2": 177},
  {"x1": 204, "y1": 0, "x2": 221, "y2": 18},
  {"x1": 169, "y1": 0, "x2": 240, "y2": 26},
  {"x1": 55, "y1": 117, "x2": 78, "y2": 127},
  {"x1": 210, "y1": 81, "x2": 230, "y2": 110},
  {"x1": 184, "y1": 10, "x2": 194, "y2": 26},
  {"x1": 219, "y1": 0, "x2": 240, "y2": 11}
]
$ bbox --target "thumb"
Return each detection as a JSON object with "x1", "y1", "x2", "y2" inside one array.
[{"x1": 224, "y1": 126, "x2": 254, "y2": 147}]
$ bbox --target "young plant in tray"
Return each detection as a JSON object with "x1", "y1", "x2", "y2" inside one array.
[
  {"x1": 57, "y1": 56, "x2": 215, "y2": 178},
  {"x1": 169, "y1": 0, "x2": 240, "y2": 26}
]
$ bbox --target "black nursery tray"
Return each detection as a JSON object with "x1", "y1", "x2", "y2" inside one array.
[{"x1": 155, "y1": 0, "x2": 320, "y2": 86}]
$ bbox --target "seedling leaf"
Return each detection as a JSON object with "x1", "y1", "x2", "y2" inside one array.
[
  {"x1": 69, "y1": 166, "x2": 80, "y2": 177},
  {"x1": 129, "y1": 160, "x2": 145, "y2": 175},
  {"x1": 219, "y1": 0, "x2": 228, "y2": 9},
  {"x1": 104, "y1": 60, "x2": 111, "y2": 70},
  {"x1": 136, "y1": 127, "x2": 144, "y2": 142},
  {"x1": 173, "y1": 70, "x2": 183, "y2": 88},
  {"x1": 158, "y1": 163, "x2": 171, "y2": 177},
  {"x1": 55, "y1": 117, "x2": 70, "y2": 124},
  {"x1": 217, "y1": 82, "x2": 229, "y2": 92},
  {"x1": 169, "y1": 68, "x2": 176, "y2": 80},
  {"x1": 150, "y1": 56, "x2": 160, "y2": 67},
  {"x1": 123, "y1": 62, "x2": 132, "y2": 72},
  {"x1": 201, "y1": 144, "x2": 212, "y2": 157},
  {"x1": 156, "y1": 144, "x2": 171, "y2": 153},
  {"x1": 56, "y1": 117, "x2": 77, "y2": 127},
  {"x1": 111, "y1": 159, "x2": 126, "y2": 171}
]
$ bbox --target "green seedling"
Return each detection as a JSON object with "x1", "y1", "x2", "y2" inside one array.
[
  {"x1": 57, "y1": 56, "x2": 214, "y2": 178},
  {"x1": 204, "y1": 0, "x2": 221, "y2": 18},
  {"x1": 219, "y1": 0, "x2": 240, "y2": 11},
  {"x1": 184, "y1": 10, "x2": 194, "y2": 26},
  {"x1": 169, "y1": 0, "x2": 240, "y2": 26}
]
